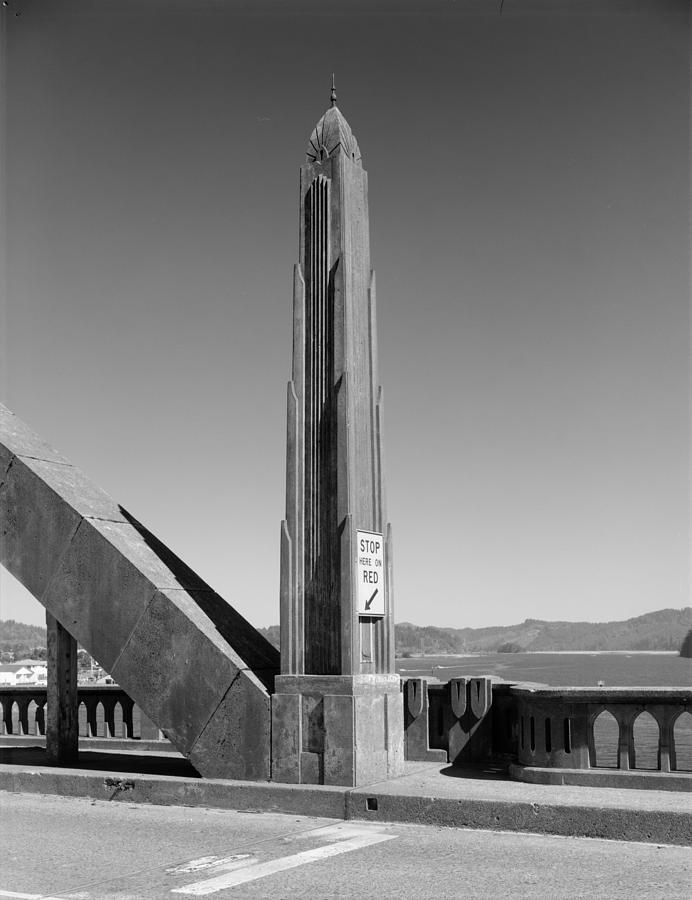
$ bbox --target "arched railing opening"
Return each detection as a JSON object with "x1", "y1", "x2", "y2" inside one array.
[
  {"x1": 2, "y1": 697, "x2": 16, "y2": 734},
  {"x1": 673, "y1": 711, "x2": 692, "y2": 771},
  {"x1": 632, "y1": 711, "x2": 659, "y2": 769},
  {"x1": 27, "y1": 699, "x2": 40, "y2": 736},
  {"x1": 94, "y1": 701, "x2": 106, "y2": 737},
  {"x1": 113, "y1": 702, "x2": 125, "y2": 739},
  {"x1": 591, "y1": 710, "x2": 618, "y2": 767},
  {"x1": 78, "y1": 700, "x2": 89, "y2": 737}
]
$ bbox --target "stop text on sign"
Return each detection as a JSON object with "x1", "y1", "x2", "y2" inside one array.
[{"x1": 356, "y1": 529, "x2": 385, "y2": 617}]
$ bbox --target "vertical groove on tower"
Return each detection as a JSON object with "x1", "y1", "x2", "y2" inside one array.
[
  {"x1": 282, "y1": 101, "x2": 395, "y2": 679},
  {"x1": 304, "y1": 174, "x2": 338, "y2": 674}
]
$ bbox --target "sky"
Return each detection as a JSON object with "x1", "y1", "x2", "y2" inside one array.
[{"x1": 0, "y1": 0, "x2": 689, "y2": 631}]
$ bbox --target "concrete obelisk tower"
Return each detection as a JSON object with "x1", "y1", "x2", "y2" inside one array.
[{"x1": 271, "y1": 82, "x2": 403, "y2": 786}]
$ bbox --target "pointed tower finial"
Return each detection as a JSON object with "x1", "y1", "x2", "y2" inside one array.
[{"x1": 330, "y1": 73, "x2": 337, "y2": 107}]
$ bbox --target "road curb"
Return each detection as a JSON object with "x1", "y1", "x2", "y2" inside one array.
[
  {"x1": 1, "y1": 763, "x2": 690, "y2": 847},
  {"x1": 0, "y1": 765, "x2": 347, "y2": 820},
  {"x1": 346, "y1": 790, "x2": 692, "y2": 846}
]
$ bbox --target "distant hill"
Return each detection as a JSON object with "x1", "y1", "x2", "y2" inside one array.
[
  {"x1": 0, "y1": 619, "x2": 47, "y2": 661},
  {"x1": 5, "y1": 608, "x2": 691, "y2": 660},
  {"x1": 258, "y1": 625, "x2": 280, "y2": 650},
  {"x1": 260, "y1": 608, "x2": 692, "y2": 655},
  {"x1": 395, "y1": 608, "x2": 692, "y2": 655}
]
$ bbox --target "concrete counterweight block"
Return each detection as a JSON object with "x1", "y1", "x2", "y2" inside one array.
[{"x1": 272, "y1": 674, "x2": 404, "y2": 786}]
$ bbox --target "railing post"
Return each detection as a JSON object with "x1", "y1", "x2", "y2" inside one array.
[
  {"x1": 617, "y1": 710, "x2": 635, "y2": 771},
  {"x1": 103, "y1": 697, "x2": 116, "y2": 738},
  {"x1": 17, "y1": 697, "x2": 30, "y2": 735},
  {"x1": 35, "y1": 699, "x2": 46, "y2": 736},
  {"x1": 1, "y1": 696, "x2": 13, "y2": 734},
  {"x1": 120, "y1": 696, "x2": 135, "y2": 738},
  {"x1": 86, "y1": 696, "x2": 99, "y2": 737},
  {"x1": 669, "y1": 712, "x2": 679, "y2": 772},
  {"x1": 658, "y1": 709, "x2": 672, "y2": 773},
  {"x1": 46, "y1": 612, "x2": 78, "y2": 765}
]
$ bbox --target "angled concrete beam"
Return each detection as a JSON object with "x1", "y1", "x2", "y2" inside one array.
[{"x1": 0, "y1": 404, "x2": 279, "y2": 780}]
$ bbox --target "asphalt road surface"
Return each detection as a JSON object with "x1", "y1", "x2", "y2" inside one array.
[{"x1": 1, "y1": 793, "x2": 690, "y2": 899}]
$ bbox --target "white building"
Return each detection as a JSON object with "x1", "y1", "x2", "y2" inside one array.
[{"x1": 0, "y1": 661, "x2": 48, "y2": 686}]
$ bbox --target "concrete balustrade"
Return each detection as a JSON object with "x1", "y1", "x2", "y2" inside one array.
[
  {"x1": 403, "y1": 679, "x2": 691, "y2": 790},
  {"x1": 511, "y1": 686, "x2": 691, "y2": 775},
  {"x1": 1, "y1": 687, "x2": 47, "y2": 737},
  {"x1": 404, "y1": 677, "x2": 494, "y2": 765},
  {"x1": 0, "y1": 685, "x2": 165, "y2": 743},
  {"x1": 5, "y1": 679, "x2": 690, "y2": 792}
]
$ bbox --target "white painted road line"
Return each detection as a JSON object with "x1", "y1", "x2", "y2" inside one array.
[
  {"x1": 281, "y1": 823, "x2": 386, "y2": 843},
  {"x1": 165, "y1": 856, "x2": 254, "y2": 876},
  {"x1": 0, "y1": 892, "x2": 66, "y2": 900},
  {"x1": 172, "y1": 827, "x2": 397, "y2": 896},
  {"x1": 0, "y1": 892, "x2": 41, "y2": 900}
]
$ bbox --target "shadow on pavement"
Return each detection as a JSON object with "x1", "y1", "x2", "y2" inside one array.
[
  {"x1": 0, "y1": 743, "x2": 200, "y2": 778},
  {"x1": 439, "y1": 760, "x2": 511, "y2": 780}
]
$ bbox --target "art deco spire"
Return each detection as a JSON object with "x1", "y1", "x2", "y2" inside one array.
[
  {"x1": 274, "y1": 89, "x2": 402, "y2": 789},
  {"x1": 282, "y1": 89, "x2": 392, "y2": 678},
  {"x1": 306, "y1": 82, "x2": 361, "y2": 164}
]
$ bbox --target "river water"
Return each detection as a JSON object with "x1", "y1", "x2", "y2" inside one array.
[{"x1": 396, "y1": 651, "x2": 691, "y2": 687}]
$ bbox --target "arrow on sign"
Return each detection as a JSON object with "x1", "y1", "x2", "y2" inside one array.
[{"x1": 365, "y1": 589, "x2": 378, "y2": 611}]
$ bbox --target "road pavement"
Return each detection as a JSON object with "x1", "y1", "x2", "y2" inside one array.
[{"x1": 1, "y1": 792, "x2": 690, "y2": 899}]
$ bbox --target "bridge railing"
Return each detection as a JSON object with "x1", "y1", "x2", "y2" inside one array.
[
  {"x1": 0, "y1": 685, "x2": 165, "y2": 742},
  {"x1": 403, "y1": 678, "x2": 692, "y2": 775},
  {"x1": 511, "y1": 686, "x2": 691, "y2": 773},
  {"x1": 403, "y1": 676, "x2": 505, "y2": 765}
]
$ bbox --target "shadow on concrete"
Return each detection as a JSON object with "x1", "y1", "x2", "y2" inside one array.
[
  {"x1": 439, "y1": 760, "x2": 511, "y2": 780},
  {"x1": 0, "y1": 744, "x2": 201, "y2": 778}
]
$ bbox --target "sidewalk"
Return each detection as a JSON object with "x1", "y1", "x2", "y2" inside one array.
[{"x1": 1, "y1": 744, "x2": 690, "y2": 847}]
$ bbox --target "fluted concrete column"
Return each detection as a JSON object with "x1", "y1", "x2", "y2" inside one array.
[{"x1": 46, "y1": 612, "x2": 78, "y2": 765}]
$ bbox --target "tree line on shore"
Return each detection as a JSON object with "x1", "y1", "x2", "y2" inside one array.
[
  {"x1": 259, "y1": 608, "x2": 691, "y2": 656},
  {"x1": 2, "y1": 607, "x2": 690, "y2": 663}
]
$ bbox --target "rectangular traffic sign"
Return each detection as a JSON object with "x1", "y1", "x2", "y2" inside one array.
[{"x1": 356, "y1": 530, "x2": 385, "y2": 617}]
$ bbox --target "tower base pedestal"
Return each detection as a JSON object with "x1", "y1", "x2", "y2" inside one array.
[{"x1": 271, "y1": 674, "x2": 404, "y2": 786}]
